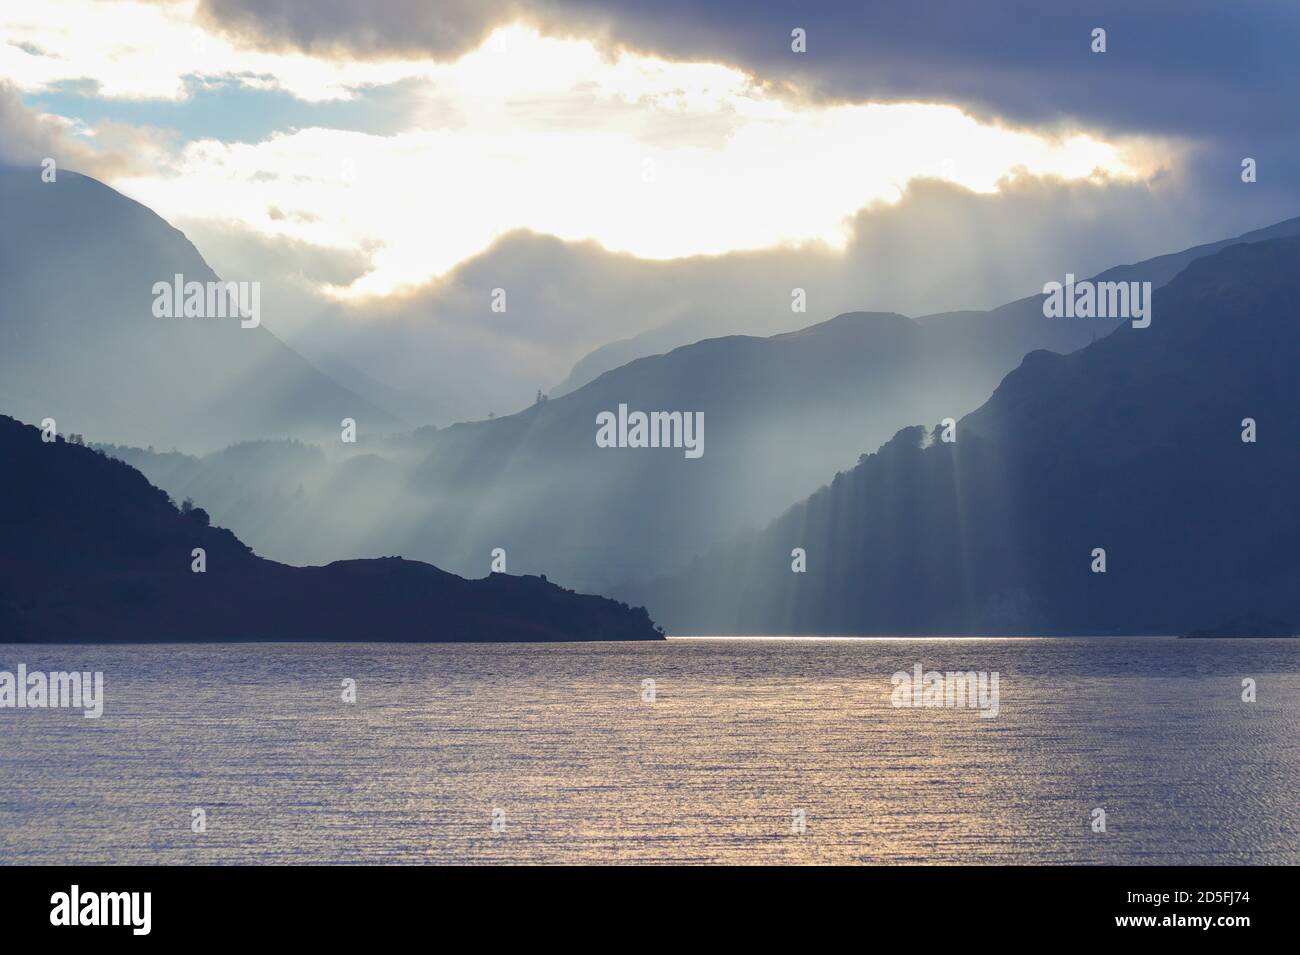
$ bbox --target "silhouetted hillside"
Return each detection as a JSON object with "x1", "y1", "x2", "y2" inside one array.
[
  {"x1": 0, "y1": 416, "x2": 660, "y2": 643},
  {"x1": 0, "y1": 166, "x2": 402, "y2": 450},
  {"x1": 633, "y1": 239, "x2": 1300, "y2": 635}
]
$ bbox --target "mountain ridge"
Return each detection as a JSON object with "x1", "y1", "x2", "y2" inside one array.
[{"x1": 558, "y1": 215, "x2": 1300, "y2": 395}]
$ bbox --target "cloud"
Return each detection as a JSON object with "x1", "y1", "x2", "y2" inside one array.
[
  {"x1": 0, "y1": 81, "x2": 141, "y2": 178},
  {"x1": 95, "y1": 3, "x2": 1294, "y2": 237},
  {"x1": 96, "y1": 25, "x2": 1162, "y2": 300},
  {"x1": 182, "y1": 1, "x2": 1300, "y2": 142},
  {"x1": 194, "y1": 0, "x2": 527, "y2": 60},
  {"x1": 1, "y1": 0, "x2": 440, "y2": 101}
]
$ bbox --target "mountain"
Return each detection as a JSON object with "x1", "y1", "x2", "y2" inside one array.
[
  {"x1": 550, "y1": 321, "x2": 696, "y2": 398},
  {"x1": 84, "y1": 198, "x2": 1300, "y2": 598},
  {"x1": 0, "y1": 166, "x2": 402, "y2": 451},
  {"x1": 394, "y1": 309, "x2": 1030, "y2": 590},
  {"x1": 556, "y1": 216, "x2": 1300, "y2": 395},
  {"x1": 631, "y1": 238, "x2": 1300, "y2": 635},
  {"x1": 122, "y1": 303, "x2": 1078, "y2": 587},
  {"x1": 0, "y1": 415, "x2": 660, "y2": 642}
]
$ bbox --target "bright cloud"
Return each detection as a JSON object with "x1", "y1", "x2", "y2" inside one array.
[
  {"x1": 0, "y1": 0, "x2": 430, "y2": 101},
  {"x1": 4, "y1": 3, "x2": 1174, "y2": 299}
]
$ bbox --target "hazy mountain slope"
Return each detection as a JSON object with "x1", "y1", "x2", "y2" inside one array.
[
  {"x1": 0, "y1": 415, "x2": 659, "y2": 643},
  {"x1": 632, "y1": 239, "x2": 1300, "y2": 635},
  {"x1": 0, "y1": 166, "x2": 401, "y2": 451}
]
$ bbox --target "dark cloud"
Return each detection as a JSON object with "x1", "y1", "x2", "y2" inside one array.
[
  {"x1": 570, "y1": 0, "x2": 1300, "y2": 212},
  {"x1": 194, "y1": 0, "x2": 526, "y2": 59},
  {"x1": 560, "y1": 1, "x2": 1290, "y2": 138},
  {"x1": 191, "y1": 1, "x2": 1300, "y2": 143}
]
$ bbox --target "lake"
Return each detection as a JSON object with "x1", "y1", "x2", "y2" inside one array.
[{"x1": 1, "y1": 637, "x2": 1297, "y2": 864}]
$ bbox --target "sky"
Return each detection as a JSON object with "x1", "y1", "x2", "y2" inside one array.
[{"x1": 2, "y1": 0, "x2": 1297, "y2": 423}]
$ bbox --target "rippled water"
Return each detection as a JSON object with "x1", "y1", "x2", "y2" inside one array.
[{"x1": 1, "y1": 638, "x2": 1297, "y2": 864}]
